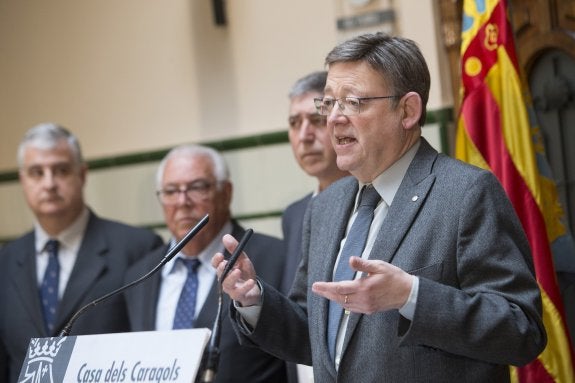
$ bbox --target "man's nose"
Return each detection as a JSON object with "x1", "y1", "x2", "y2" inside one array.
[
  {"x1": 299, "y1": 120, "x2": 315, "y2": 141},
  {"x1": 327, "y1": 103, "x2": 347, "y2": 125},
  {"x1": 40, "y1": 170, "x2": 57, "y2": 188},
  {"x1": 175, "y1": 190, "x2": 193, "y2": 206}
]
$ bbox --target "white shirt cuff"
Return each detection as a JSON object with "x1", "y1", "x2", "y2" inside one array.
[
  {"x1": 398, "y1": 276, "x2": 419, "y2": 320},
  {"x1": 233, "y1": 280, "x2": 264, "y2": 329},
  {"x1": 234, "y1": 301, "x2": 262, "y2": 328}
]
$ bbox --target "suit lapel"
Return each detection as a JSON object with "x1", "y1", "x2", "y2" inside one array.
[
  {"x1": 370, "y1": 180, "x2": 436, "y2": 264},
  {"x1": 342, "y1": 139, "x2": 439, "y2": 361},
  {"x1": 194, "y1": 277, "x2": 219, "y2": 329},
  {"x1": 282, "y1": 194, "x2": 313, "y2": 293},
  {"x1": 13, "y1": 233, "x2": 47, "y2": 334},
  {"x1": 313, "y1": 179, "x2": 358, "y2": 373},
  {"x1": 55, "y1": 214, "x2": 108, "y2": 331},
  {"x1": 318, "y1": 181, "x2": 358, "y2": 284},
  {"x1": 194, "y1": 221, "x2": 241, "y2": 329},
  {"x1": 138, "y1": 247, "x2": 167, "y2": 331},
  {"x1": 371, "y1": 139, "x2": 438, "y2": 264}
]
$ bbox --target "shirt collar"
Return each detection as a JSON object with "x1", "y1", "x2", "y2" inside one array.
[
  {"x1": 164, "y1": 220, "x2": 233, "y2": 275},
  {"x1": 358, "y1": 139, "x2": 421, "y2": 207},
  {"x1": 34, "y1": 207, "x2": 90, "y2": 254}
]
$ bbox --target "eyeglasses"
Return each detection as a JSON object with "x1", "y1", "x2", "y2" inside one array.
[
  {"x1": 314, "y1": 96, "x2": 400, "y2": 116},
  {"x1": 156, "y1": 180, "x2": 218, "y2": 205}
]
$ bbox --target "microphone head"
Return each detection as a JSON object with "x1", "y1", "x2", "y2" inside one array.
[{"x1": 220, "y1": 228, "x2": 253, "y2": 285}]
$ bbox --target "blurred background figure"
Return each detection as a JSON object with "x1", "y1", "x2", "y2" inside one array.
[
  {"x1": 0, "y1": 123, "x2": 163, "y2": 383},
  {"x1": 282, "y1": 71, "x2": 349, "y2": 383},
  {"x1": 282, "y1": 70, "x2": 349, "y2": 294}
]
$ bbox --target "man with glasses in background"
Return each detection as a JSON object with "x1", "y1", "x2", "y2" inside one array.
[
  {"x1": 124, "y1": 144, "x2": 288, "y2": 383},
  {"x1": 213, "y1": 33, "x2": 545, "y2": 382}
]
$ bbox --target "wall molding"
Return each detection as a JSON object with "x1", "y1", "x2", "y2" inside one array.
[
  {"x1": 0, "y1": 107, "x2": 453, "y2": 244},
  {"x1": 0, "y1": 107, "x2": 453, "y2": 183}
]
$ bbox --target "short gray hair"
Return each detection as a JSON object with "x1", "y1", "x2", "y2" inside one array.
[
  {"x1": 325, "y1": 32, "x2": 430, "y2": 126},
  {"x1": 155, "y1": 144, "x2": 230, "y2": 190},
  {"x1": 288, "y1": 71, "x2": 327, "y2": 99},
  {"x1": 17, "y1": 123, "x2": 83, "y2": 168}
]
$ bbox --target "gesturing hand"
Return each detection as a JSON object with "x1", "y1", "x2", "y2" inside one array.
[
  {"x1": 211, "y1": 234, "x2": 261, "y2": 307},
  {"x1": 312, "y1": 256, "x2": 414, "y2": 314}
]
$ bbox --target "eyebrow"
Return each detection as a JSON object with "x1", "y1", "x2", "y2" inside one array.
[
  {"x1": 164, "y1": 178, "x2": 213, "y2": 186},
  {"x1": 290, "y1": 112, "x2": 321, "y2": 117},
  {"x1": 323, "y1": 84, "x2": 364, "y2": 96},
  {"x1": 25, "y1": 161, "x2": 73, "y2": 169}
]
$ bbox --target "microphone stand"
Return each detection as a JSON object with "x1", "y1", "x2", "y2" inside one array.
[
  {"x1": 198, "y1": 289, "x2": 223, "y2": 383},
  {"x1": 59, "y1": 214, "x2": 210, "y2": 337},
  {"x1": 198, "y1": 228, "x2": 253, "y2": 383}
]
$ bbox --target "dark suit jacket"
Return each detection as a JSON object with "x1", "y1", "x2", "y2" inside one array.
[
  {"x1": 124, "y1": 221, "x2": 287, "y2": 383},
  {"x1": 232, "y1": 138, "x2": 546, "y2": 382},
  {"x1": 280, "y1": 193, "x2": 312, "y2": 295},
  {"x1": 280, "y1": 194, "x2": 313, "y2": 383},
  {"x1": 0, "y1": 211, "x2": 163, "y2": 383}
]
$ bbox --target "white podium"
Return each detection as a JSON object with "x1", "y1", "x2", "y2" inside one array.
[{"x1": 18, "y1": 329, "x2": 211, "y2": 383}]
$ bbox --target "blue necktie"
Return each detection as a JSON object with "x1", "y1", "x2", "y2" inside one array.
[
  {"x1": 40, "y1": 239, "x2": 60, "y2": 334},
  {"x1": 327, "y1": 185, "x2": 381, "y2": 360},
  {"x1": 173, "y1": 258, "x2": 201, "y2": 329}
]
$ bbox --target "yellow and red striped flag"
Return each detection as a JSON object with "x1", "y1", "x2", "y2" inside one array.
[{"x1": 456, "y1": 0, "x2": 575, "y2": 381}]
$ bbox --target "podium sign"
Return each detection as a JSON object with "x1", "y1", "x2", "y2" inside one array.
[{"x1": 18, "y1": 329, "x2": 211, "y2": 383}]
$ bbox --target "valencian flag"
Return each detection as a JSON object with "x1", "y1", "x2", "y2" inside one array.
[{"x1": 456, "y1": 0, "x2": 575, "y2": 382}]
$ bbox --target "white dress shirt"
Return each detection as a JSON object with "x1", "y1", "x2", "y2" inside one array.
[
  {"x1": 155, "y1": 221, "x2": 232, "y2": 330},
  {"x1": 35, "y1": 207, "x2": 90, "y2": 299}
]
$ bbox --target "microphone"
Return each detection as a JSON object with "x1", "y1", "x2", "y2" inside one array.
[
  {"x1": 59, "y1": 214, "x2": 210, "y2": 337},
  {"x1": 199, "y1": 228, "x2": 253, "y2": 383}
]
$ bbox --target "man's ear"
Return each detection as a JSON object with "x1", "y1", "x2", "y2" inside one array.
[
  {"x1": 400, "y1": 91, "x2": 422, "y2": 130},
  {"x1": 79, "y1": 163, "x2": 88, "y2": 186},
  {"x1": 223, "y1": 180, "x2": 233, "y2": 206}
]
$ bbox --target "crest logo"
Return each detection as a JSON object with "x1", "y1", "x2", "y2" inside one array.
[
  {"x1": 19, "y1": 338, "x2": 67, "y2": 383},
  {"x1": 484, "y1": 23, "x2": 499, "y2": 50}
]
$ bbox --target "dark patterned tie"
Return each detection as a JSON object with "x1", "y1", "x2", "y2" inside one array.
[
  {"x1": 327, "y1": 185, "x2": 381, "y2": 360},
  {"x1": 40, "y1": 239, "x2": 60, "y2": 334},
  {"x1": 172, "y1": 258, "x2": 201, "y2": 329}
]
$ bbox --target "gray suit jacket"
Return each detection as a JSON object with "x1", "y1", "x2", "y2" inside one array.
[
  {"x1": 124, "y1": 221, "x2": 288, "y2": 383},
  {"x1": 0, "y1": 211, "x2": 163, "y2": 383},
  {"x1": 232, "y1": 139, "x2": 546, "y2": 382}
]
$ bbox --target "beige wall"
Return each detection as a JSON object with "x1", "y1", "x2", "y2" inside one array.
[
  {"x1": 0, "y1": 0, "x2": 338, "y2": 171},
  {"x1": 0, "y1": 0, "x2": 451, "y2": 240}
]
